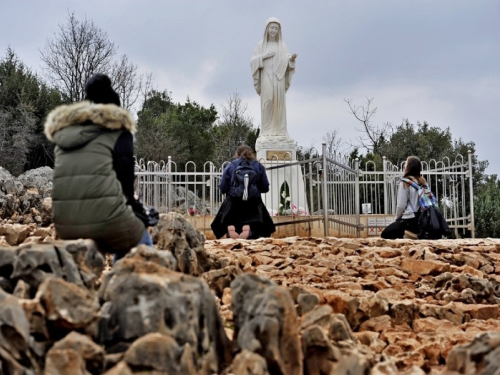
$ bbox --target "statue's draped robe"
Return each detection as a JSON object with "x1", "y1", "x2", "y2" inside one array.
[{"x1": 250, "y1": 18, "x2": 295, "y2": 137}]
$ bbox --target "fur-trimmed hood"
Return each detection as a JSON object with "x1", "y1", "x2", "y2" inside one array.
[{"x1": 44, "y1": 101, "x2": 136, "y2": 149}]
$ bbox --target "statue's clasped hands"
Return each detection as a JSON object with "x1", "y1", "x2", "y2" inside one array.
[
  {"x1": 263, "y1": 52, "x2": 297, "y2": 61},
  {"x1": 263, "y1": 51, "x2": 276, "y2": 60}
]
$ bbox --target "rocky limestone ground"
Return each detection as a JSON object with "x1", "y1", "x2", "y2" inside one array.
[
  {"x1": 205, "y1": 236, "x2": 500, "y2": 374},
  {"x1": 1, "y1": 211, "x2": 500, "y2": 374},
  {"x1": 0, "y1": 166, "x2": 53, "y2": 226}
]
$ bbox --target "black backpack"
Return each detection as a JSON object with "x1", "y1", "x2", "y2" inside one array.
[
  {"x1": 403, "y1": 179, "x2": 451, "y2": 239},
  {"x1": 418, "y1": 205, "x2": 452, "y2": 239},
  {"x1": 230, "y1": 160, "x2": 259, "y2": 200}
]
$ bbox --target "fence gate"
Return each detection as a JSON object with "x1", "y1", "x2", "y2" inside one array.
[{"x1": 320, "y1": 144, "x2": 361, "y2": 237}]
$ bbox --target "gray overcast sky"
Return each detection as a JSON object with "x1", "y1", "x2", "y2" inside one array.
[{"x1": 2, "y1": 0, "x2": 499, "y2": 175}]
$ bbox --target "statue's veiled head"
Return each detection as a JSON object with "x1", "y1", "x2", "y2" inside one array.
[{"x1": 264, "y1": 17, "x2": 282, "y2": 41}]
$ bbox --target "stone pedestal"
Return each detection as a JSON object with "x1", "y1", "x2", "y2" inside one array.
[
  {"x1": 255, "y1": 135, "x2": 297, "y2": 161},
  {"x1": 256, "y1": 135, "x2": 308, "y2": 214}
]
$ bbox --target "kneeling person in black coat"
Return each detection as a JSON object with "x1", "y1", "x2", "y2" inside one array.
[{"x1": 211, "y1": 145, "x2": 275, "y2": 240}]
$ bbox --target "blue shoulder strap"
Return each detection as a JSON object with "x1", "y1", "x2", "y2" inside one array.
[
  {"x1": 230, "y1": 159, "x2": 241, "y2": 185},
  {"x1": 401, "y1": 178, "x2": 420, "y2": 191}
]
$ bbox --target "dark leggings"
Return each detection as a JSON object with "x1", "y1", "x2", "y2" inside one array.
[{"x1": 381, "y1": 216, "x2": 419, "y2": 239}]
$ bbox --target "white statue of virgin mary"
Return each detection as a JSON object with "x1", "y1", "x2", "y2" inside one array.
[{"x1": 251, "y1": 17, "x2": 297, "y2": 138}]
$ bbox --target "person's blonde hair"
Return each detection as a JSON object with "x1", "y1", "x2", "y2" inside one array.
[
  {"x1": 403, "y1": 156, "x2": 426, "y2": 187},
  {"x1": 235, "y1": 145, "x2": 256, "y2": 161}
]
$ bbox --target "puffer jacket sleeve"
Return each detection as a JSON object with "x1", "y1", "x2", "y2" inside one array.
[{"x1": 112, "y1": 131, "x2": 143, "y2": 214}]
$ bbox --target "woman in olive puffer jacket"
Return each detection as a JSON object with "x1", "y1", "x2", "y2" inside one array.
[{"x1": 44, "y1": 74, "x2": 151, "y2": 256}]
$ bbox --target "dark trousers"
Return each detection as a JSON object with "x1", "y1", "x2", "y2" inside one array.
[{"x1": 381, "y1": 216, "x2": 419, "y2": 239}]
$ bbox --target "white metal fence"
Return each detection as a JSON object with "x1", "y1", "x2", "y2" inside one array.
[{"x1": 135, "y1": 145, "x2": 475, "y2": 238}]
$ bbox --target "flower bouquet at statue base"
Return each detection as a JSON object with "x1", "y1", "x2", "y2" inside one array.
[{"x1": 278, "y1": 181, "x2": 291, "y2": 215}]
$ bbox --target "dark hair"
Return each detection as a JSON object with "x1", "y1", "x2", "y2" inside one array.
[
  {"x1": 84, "y1": 74, "x2": 120, "y2": 106},
  {"x1": 403, "y1": 156, "x2": 426, "y2": 186},
  {"x1": 235, "y1": 145, "x2": 256, "y2": 161}
]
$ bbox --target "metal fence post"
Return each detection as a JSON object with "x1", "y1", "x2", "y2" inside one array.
[
  {"x1": 383, "y1": 156, "x2": 388, "y2": 216},
  {"x1": 210, "y1": 163, "x2": 214, "y2": 215},
  {"x1": 322, "y1": 143, "x2": 329, "y2": 237},
  {"x1": 308, "y1": 162, "x2": 313, "y2": 214},
  {"x1": 167, "y1": 156, "x2": 172, "y2": 213},
  {"x1": 468, "y1": 150, "x2": 475, "y2": 238},
  {"x1": 460, "y1": 162, "x2": 466, "y2": 237},
  {"x1": 154, "y1": 163, "x2": 159, "y2": 209},
  {"x1": 355, "y1": 158, "x2": 360, "y2": 238}
]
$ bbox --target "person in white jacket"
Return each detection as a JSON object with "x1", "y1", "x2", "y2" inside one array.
[{"x1": 381, "y1": 156, "x2": 426, "y2": 239}]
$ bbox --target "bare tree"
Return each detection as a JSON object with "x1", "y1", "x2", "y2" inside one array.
[
  {"x1": 40, "y1": 12, "x2": 147, "y2": 107},
  {"x1": 139, "y1": 72, "x2": 154, "y2": 106},
  {"x1": 321, "y1": 129, "x2": 350, "y2": 173},
  {"x1": 110, "y1": 54, "x2": 144, "y2": 110},
  {"x1": 219, "y1": 92, "x2": 250, "y2": 127},
  {"x1": 322, "y1": 129, "x2": 343, "y2": 156},
  {"x1": 345, "y1": 97, "x2": 392, "y2": 157},
  {"x1": 211, "y1": 92, "x2": 257, "y2": 166},
  {"x1": 40, "y1": 12, "x2": 116, "y2": 102}
]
